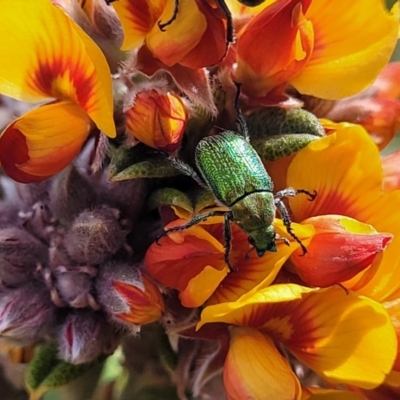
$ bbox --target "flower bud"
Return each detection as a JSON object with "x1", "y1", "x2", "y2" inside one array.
[
  {"x1": 64, "y1": 205, "x2": 129, "y2": 265},
  {"x1": 96, "y1": 261, "x2": 164, "y2": 329},
  {"x1": 0, "y1": 227, "x2": 48, "y2": 288},
  {"x1": 125, "y1": 90, "x2": 188, "y2": 152},
  {"x1": 0, "y1": 282, "x2": 57, "y2": 344},
  {"x1": 289, "y1": 215, "x2": 392, "y2": 287},
  {"x1": 48, "y1": 165, "x2": 97, "y2": 226},
  {"x1": 58, "y1": 310, "x2": 118, "y2": 364}
]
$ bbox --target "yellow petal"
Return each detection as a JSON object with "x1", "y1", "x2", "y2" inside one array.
[
  {"x1": 285, "y1": 288, "x2": 397, "y2": 389},
  {"x1": 146, "y1": 0, "x2": 206, "y2": 66},
  {"x1": 113, "y1": 0, "x2": 163, "y2": 50},
  {"x1": 0, "y1": 0, "x2": 115, "y2": 137},
  {"x1": 287, "y1": 124, "x2": 400, "y2": 300},
  {"x1": 180, "y1": 265, "x2": 228, "y2": 308},
  {"x1": 0, "y1": 102, "x2": 91, "y2": 183},
  {"x1": 198, "y1": 283, "x2": 316, "y2": 330},
  {"x1": 224, "y1": 327, "x2": 301, "y2": 400},
  {"x1": 290, "y1": 1, "x2": 399, "y2": 99}
]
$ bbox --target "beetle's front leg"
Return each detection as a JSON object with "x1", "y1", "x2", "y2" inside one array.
[
  {"x1": 274, "y1": 187, "x2": 317, "y2": 201},
  {"x1": 156, "y1": 210, "x2": 228, "y2": 243},
  {"x1": 274, "y1": 198, "x2": 307, "y2": 255},
  {"x1": 223, "y1": 212, "x2": 235, "y2": 272}
]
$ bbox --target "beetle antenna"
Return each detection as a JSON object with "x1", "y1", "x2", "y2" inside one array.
[
  {"x1": 158, "y1": 0, "x2": 179, "y2": 31},
  {"x1": 233, "y1": 82, "x2": 250, "y2": 142}
]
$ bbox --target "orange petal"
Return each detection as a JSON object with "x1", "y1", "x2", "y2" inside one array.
[
  {"x1": 224, "y1": 327, "x2": 301, "y2": 400},
  {"x1": 290, "y1": 215, "x2": 392, "y2": 287},
  {"x1": 0, "y1": 0, "x2": 115, "y2": 137},
  {"x1": 146, "y1": 0, "x2": 206, "y2": 66},
  {"x1": 286, "y1": 123, "x2": 400, "y2": 300},
  {"x1": 177, "y1": 0, "x2": 228, "y2": 69},
  {"x1": 199, "y1": 285, "x2": 397, "y2": 388},
  {"x1": 290, "y1": 0, "x2": 399, "y2": 99},
  {"x1": 284, "y1": 288, "x2": 397, "y2": 389},
  {"x1": 382, "y1": 149, "x2": 400, "y2": 193},
  {"x1": 0, "y1": 101, "x2": 91, "y2": 183},
  {"x1": 113, "y1": 273, "x2": 165, "y2": 325},
  {"x1": 125, "y1": 90, "x2": 188, "y2": 151},
  {"x1": 235, "y1": 0, "x2": 314, "y2": 97},
  {"x1": 114, "y1": 0, "x2": 166, "y2": 51}
]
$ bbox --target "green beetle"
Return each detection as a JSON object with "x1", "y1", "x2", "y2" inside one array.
[{"x1": 159, "y1": 96, "x2": 316, "y2": 271}]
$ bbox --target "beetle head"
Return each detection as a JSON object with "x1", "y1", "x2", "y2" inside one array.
[{"x1": 248, "y1": 225, "x2": 277, "y2": 256}]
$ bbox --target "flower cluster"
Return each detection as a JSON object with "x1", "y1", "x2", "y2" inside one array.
[{"x1": 0, "y1": 0, "x2": 399, "y2": 399}]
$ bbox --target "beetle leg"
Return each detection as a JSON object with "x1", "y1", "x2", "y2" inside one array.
[
  {"x1": 274, "y1": 187, "x2": 317, "y2": 201},
  {"x1": 223, "y1": 212, "x2": 235, "y2": 272},
  {"x1": 274, "y1": 198, "x2": 307, "y2": 255},
  {"x1": 158, "y1": 0, "x2": 179, "y2": 31},
  {"x1": 169, "y1": 157, "x2": 209, "y2": 189},
  {"x1": 156, "y1": 210, "x2": 228, "y2": 243},
  {"x1": 216, "y1": 0, "x2": 234, "y2": 43}
]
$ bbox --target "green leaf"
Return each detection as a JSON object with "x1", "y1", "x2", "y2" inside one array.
[
  {"x1": 111, "y1": 159, "x2": 181, "y2": 181},
  {"x1": 25, "y1": 342, "x2": 105, "y2": 400},
  {"x1": 147, "y1": 188, "x2": 193, "y2": 212}
]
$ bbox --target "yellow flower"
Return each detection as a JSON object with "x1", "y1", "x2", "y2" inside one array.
[
  {"x1": 198, "y1": 285, "x2": 396, "y2": 398},
  {"x1": 112, "y1": 0, "x2": 228, "y2": 68},
  {"x1": 0, "y1": 0, "x2": 115, "y2": 182},
  {"x1": 234, "y1": 0, "x2": 399, "y2": 99}
]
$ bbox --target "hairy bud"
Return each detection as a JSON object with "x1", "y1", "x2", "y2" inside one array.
[
  {"x1": 48, "y1": 165, "x2": 96, "y2": 226},
  {"x1": 64, "y1": 206, "x2": 129, "y2": 265},
  {"x1": 96, "y1": 261, "x2": 164, "y2": 330},
  {"x1": 0, "y1": 227, "x2": 48, "y2": 287},
  {"x1": 0, "y1": 282, "x2": 56, "y2": 345},
  {"x1": 58, "y1": 310, "x2": 118, "y2": 364}
]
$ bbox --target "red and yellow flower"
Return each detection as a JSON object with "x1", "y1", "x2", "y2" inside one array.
[
  {"x1": 0, "y1": 0, "x2": 115, "y2": 183},
  {"x1": 125, "y1": 89, "x2": 188, "y2": 151},
  {"x1": 232, "y1": 0, "x2": 399, "y2": 100},
  {"x1": 112, "y1": 0, "x2": 228, "y2": 69}
]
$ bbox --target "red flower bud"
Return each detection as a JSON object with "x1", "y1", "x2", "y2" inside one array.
[
  {"x1": 289, "y1": 215, "x2": 392, "y2": 287},
  {"x1": 96, "y1": 261, "x2": 164, "y2": 329}
]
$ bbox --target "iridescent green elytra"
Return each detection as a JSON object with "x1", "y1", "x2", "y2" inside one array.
[
  {"x1": 161, "y1": 128, "x2": 315, "y2": 271},
  {"x1": 195, "y1": 131, "x2": 277, "y2": 255}
]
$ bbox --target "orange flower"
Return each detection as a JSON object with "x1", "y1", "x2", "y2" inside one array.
[
  {"x1": 0, "y1": 0, "x2": 115, "y2": 182},
  {"x1": 284, "y1": 124, "x2": 400, "y2": 301},
  {"x1": 125, "y1": 89, "x2": 188, "y2": 151},
  {"x1": 199, "y1": 285, "x2": 397, "y2": 398},
  {"x1": 234, "y1": 0, "x2": 398, "y2": 99},
  {"x1": 112, "y1": 0, "x2": 228, "y2": 68},
  {"x1": 289, "y1": 215, "x2": 392, "y2": 287},
  {"x1": 145, "y1": 218, "x2": 313, "y2": 307}
]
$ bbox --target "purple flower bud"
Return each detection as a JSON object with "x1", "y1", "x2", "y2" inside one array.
[
  {"x1": 48, "y1": 165, "x2": 96, "y2": 226},
  {"x1": 96, "y1": 177, "x2": 147, "y2": 223},
  {"x1": 19, "y1": 201, "x2": 55, "y2": 243},
  {"x1": 0, "y1": 228, "x2": 48, "y2": 287},
  {"x1": 64, "y1": 205, "x2": 129, "y2": 265},
  {"x1": 0, "y1": 282, "x2": 57, "y2": 345},
  {"x1": 58, "y1": 310, "x2": 119, "y2": 364},
  {"x1": 48, "y1": 265, "x2": 99, "y2": 309}
]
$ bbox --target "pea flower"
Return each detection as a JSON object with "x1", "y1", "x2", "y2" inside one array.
[
  {"x1": 111, "y1": 0, "x2": 228, "y2": 69},
  {"x1": 0, "y1": 0, "x2": 115, "y2": 183},
  {"x1": 233, "y1": 0, "x2": 399, "y2": 99},
  {"x1": 125, "y1": 89, "x2": 188, "y2": 151},
  {"x1": 198, "y1": 285, "x2": 397, "y2": 399}
]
